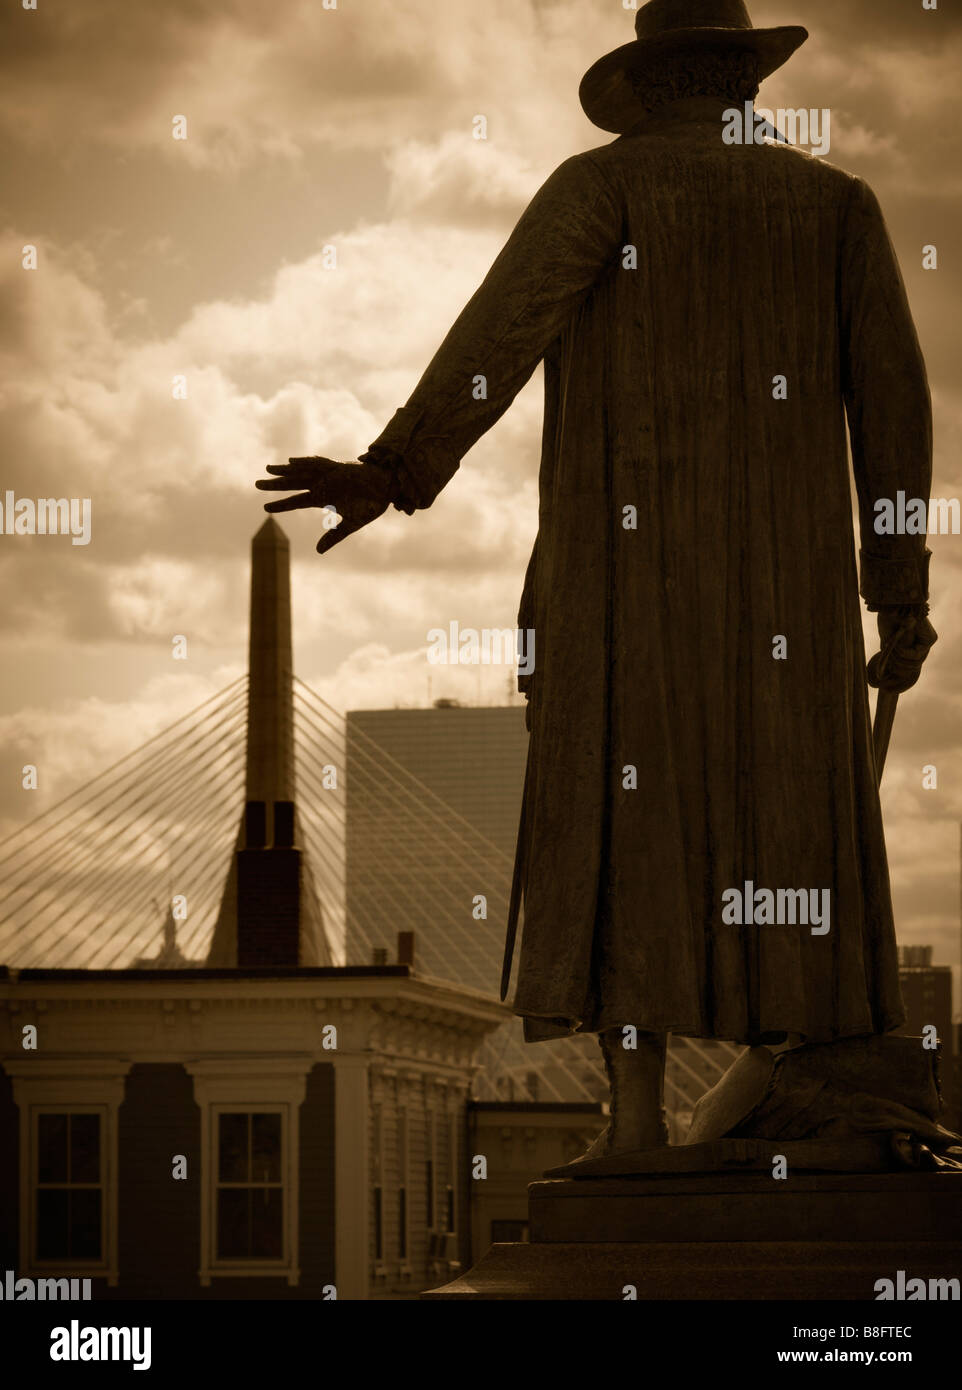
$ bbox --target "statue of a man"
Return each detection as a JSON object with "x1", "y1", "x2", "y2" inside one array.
[{"x1": 258, "y1": 0, "x2": 938, "y2": 1158}]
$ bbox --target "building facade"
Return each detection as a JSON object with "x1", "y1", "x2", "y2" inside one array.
[
  {"x1": 897, "y1": 944, "x2": 957, "y2": 1126},
  {"x1": 468, "y1": 1102, "x2": 607, "y2": 1253},
  {"x1": 345, "y1": 703, "x2": 528, "y2": 983},
  {"x1": 0, "y1": 965, "x2": 505, "y2": 1300}
]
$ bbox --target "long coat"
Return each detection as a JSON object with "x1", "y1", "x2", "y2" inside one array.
[{"x1": 363, "y1": 98, "x2": 932, "y2": 1047}]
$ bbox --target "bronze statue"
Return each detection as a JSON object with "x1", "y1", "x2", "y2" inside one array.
[{"x1": 258, "y1": 0, "x2": 945, "y2": 1164}]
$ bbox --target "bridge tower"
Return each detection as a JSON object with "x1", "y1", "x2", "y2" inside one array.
[{"x1": 206, "y1": 518, "x2": 331, "y2": 967}]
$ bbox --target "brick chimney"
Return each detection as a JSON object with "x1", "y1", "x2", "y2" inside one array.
[{"x1": 236, "y1": 800, "x2": 301, "y2": 967}]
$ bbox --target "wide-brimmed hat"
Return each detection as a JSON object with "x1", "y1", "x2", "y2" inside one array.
[{"x1": 580, "y1": 0, "x2": 808, "y2": 134}]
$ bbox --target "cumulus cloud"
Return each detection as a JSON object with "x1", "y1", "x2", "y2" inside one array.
[
  {"x1": 0, "y1": 0, "x2": 597, "y2": 170},
  {"x1": 302, "y1": 641, "x2": 529, "y2": 716},
  {"x1": 385, "y1": 133, "x2": 544, "y2": 227}
]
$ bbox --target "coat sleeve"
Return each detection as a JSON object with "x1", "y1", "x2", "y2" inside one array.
[
  {"x1": 839, "y1": 175, "x2": 933, "y2": 610},
  {"x1": 359, "y1": 153, "x2": 624, "y2": 512}
]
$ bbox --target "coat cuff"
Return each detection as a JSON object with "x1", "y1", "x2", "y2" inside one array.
[
  {"x1": 360, "y1": 407, "x2": 460, "y2": 515},
  {"x1": 859, "y1": 548, "x2": 931, "y2": 610}
]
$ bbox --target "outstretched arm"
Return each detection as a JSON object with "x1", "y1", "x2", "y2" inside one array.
[
  {"x1": 360, "y1": 151, "x2": 624, "y2": 513},
  {"x1": 257, "y1": 152, "x2": 624, "y2": 546}
]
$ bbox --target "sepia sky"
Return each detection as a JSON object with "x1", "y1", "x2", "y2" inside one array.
[{"x1": 1, "y1": 0, "x2": 960, "y2": 992}]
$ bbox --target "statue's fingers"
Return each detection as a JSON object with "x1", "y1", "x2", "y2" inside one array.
[
  {"x1": 275, "y1": 461, "x2": 319, "y2": 480},
  {"x1": 256, "y1": 476, "x2": 310, "y2": 491},
  {"x1": 315, "y1": 498, "x2": 388, "y2": 554},
  {"x1": 316, "y1": 515, "x2": 366, "y2": 554},
  {"x1": 286, "y1": 456, "x2": 342, "y2": 477},
  {"x1": 280, "y1": 457, "x2": 345, "y2": 487},
  {"x1": 262, "y1": 492, "x2": 318, "y2": 513}
]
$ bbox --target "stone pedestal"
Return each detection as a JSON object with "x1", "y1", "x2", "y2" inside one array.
[{"x1": 423, "y1": 1171, "x2": 962, "y2": 1300}]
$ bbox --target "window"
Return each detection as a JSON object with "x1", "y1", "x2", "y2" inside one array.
[
  {"x1": 373, "y1": 1188, "x2": 384, "y2": 1263},
  {"x1": 35, "y1": 1110, "x2": 104, "y2": 1262},
  {"x1": 8, "y1": 1061, "x2": 128, "y2": 1286},
  {"x1": 215, "y1": 1112, "x2": 283, "y2": 1261},
  {"x1": 187, "y1": 1060, "x2": 309, "y2": 1286},
  {"x1": 426, "y1": 1107, "x2": 459, "y2": 1270},
  {"x1": 372, "y1": 1106, "x2": 384, "y2": 1263},
  {"x1": 444, "y1": 1113, "x2": 456, "y2": 1236},
  {"x1": 425, "y1": 1111, "x2": 435, "y2": 1230},
  {"x1": 397, "y1": 1110, "x2": 408, "y2": 1262}
]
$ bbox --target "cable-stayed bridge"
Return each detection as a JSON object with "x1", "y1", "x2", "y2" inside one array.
[{"x1": 0, "y1": 520, "x2": 739, "y2": 1123}]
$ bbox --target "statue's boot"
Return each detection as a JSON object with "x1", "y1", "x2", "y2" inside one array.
[
  {"x1": 686, "y1": 1033, "x2": 962, "y2": 1170},
  {"x1": 574, "y1": 1027, "x2": 670, "y2": 1164}
]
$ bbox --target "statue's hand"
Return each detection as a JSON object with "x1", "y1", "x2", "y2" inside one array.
[
  {"x1": 867, "y1": 604, "x2": 938, "y2": 693},
  {"x1": 255, "y1": 456, "x2": 394, "y2": 554}
]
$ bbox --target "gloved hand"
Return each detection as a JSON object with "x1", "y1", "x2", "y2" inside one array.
[
  {"x1": 867, "y1": 604, "x2": 938, "y2": 693},
  {"x1": 255, "y1": 456, "x2": 395, "y2": 554}
]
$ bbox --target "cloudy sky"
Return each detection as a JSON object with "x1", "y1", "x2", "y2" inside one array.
[{"x1": 0, "y1": 0, "x2": 960, "y2": 995}]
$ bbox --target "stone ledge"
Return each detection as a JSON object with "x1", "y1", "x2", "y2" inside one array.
[
  {"x1": 422, "y1": 1240, "x2": 962, "y2": 1301},
  {"x1": 529, "y1": 1172, "x2": 962, "y2": 1244}
]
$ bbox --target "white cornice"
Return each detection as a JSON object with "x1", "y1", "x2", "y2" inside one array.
[
  {"x1": 0, "y1": 980, "x2": 505, "y2": 1070},
  {"x1": 0, "y1": 972, "x2": 508, "y2": 1025}
]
